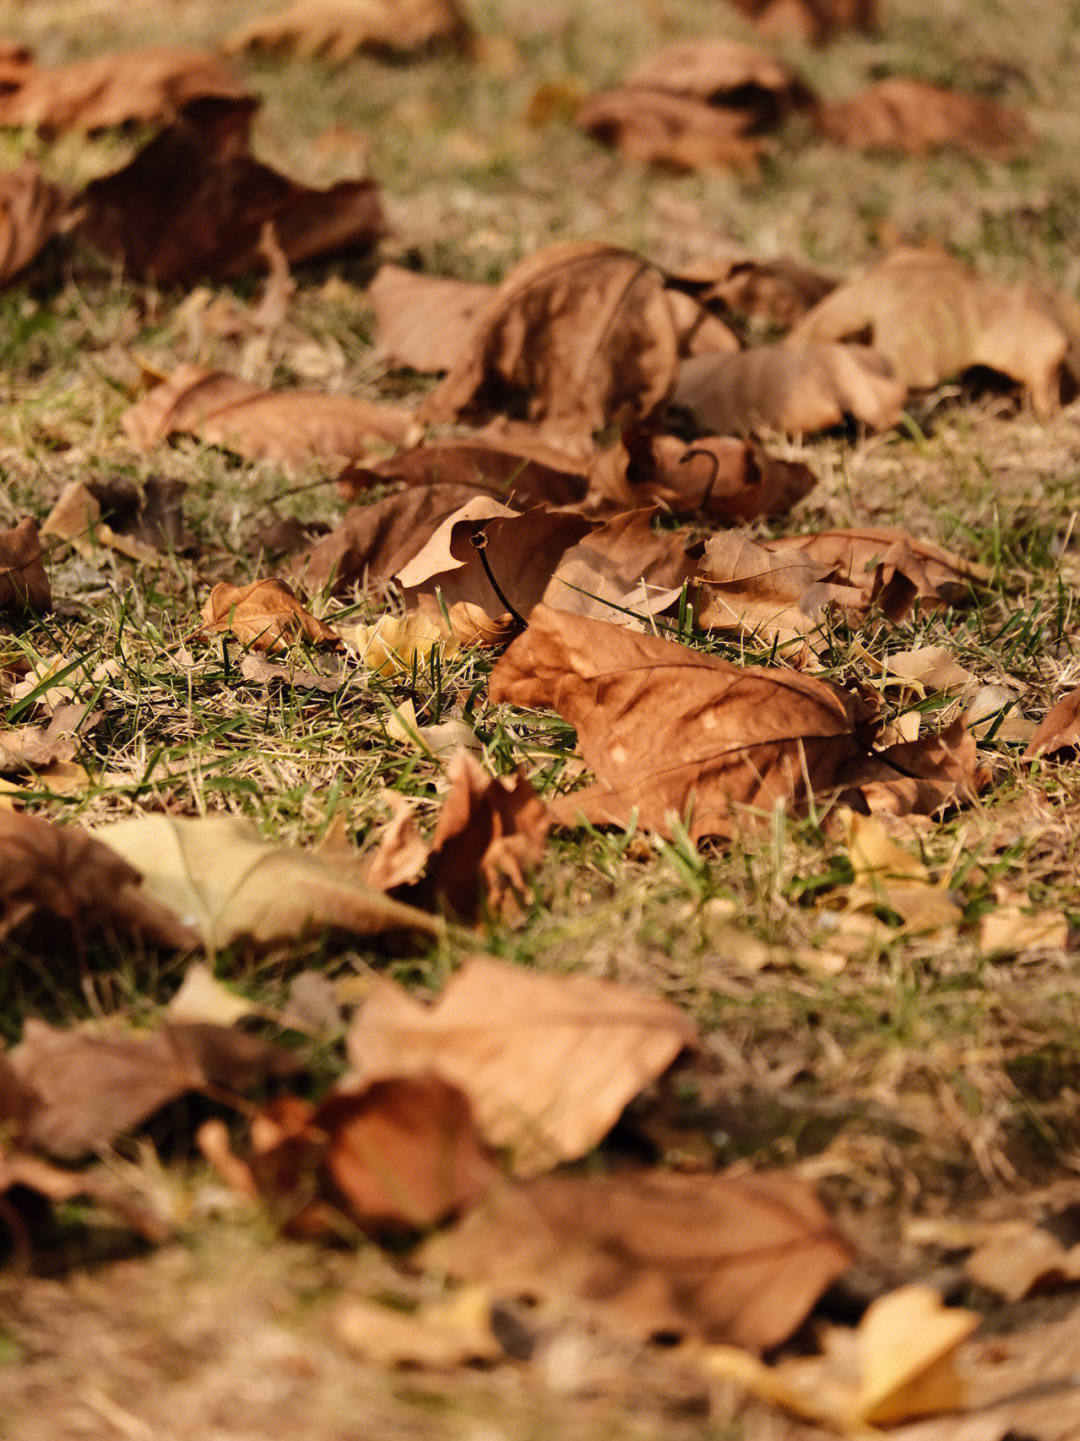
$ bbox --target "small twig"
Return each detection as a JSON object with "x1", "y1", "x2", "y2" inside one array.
[
  {"x1": 680, "y1": 447, "x2": 720, "y2": 513},
  {"x1": 470, "y1": 529, "x2": 527, "y2": 633}
]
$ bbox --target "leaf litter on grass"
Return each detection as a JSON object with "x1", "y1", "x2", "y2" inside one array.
[{"x1": 4, "y1": 1, "x2": 1080, "y2": 1436}]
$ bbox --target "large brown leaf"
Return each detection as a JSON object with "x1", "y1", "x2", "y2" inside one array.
[
  {"x1": 765, "y1": 526, "x2": 990, "y2": 621},
  {"x1": 841, "y1": 717, "x2": 988, "y2": 817},
  {"x1": 290, "y1": 483, "x2": 496, "y2": 597},
  {"x1": 421, "y1": 241, "x2": 684, "y2": 442},
  {"x1": 0, "y1": 158, "x2": 73, "y2": 287},
  {"x1": 200, "y1": 577, "x2": 341, "y2": 653},
  {"x1": 0, "y1": 517, "x2": 50, "y2": 612},
  {"x1": 696, "y1": 529, "x2": 857, "y2": 645},
  {"x1": 591, "y1": 431, "x2": 817, "y2": 522},
  {"x1": 816, "y1": 78, "x2": 1031, "y2": 160},
  {"x1": 489, "y1": 605, "x2": 872, "y2": 840},
  {"x1": 10, "y1": 1019, "x2": 301, "y2": 1161},
  {"x1": 223, "y1": 0, "x2": 471, "y2": 61},
  {"x1": 541, "y1": 507, "x2": 700, "y2": 623},
  {"x1": 334, "y1": 437, "x2": 591, "y2": 510},
  {"x1": 728, "y1": 0, "x2": 880, "y2": 44},
  {"x1": 122, "y1": 364, "x2": 415, "y2": 470},
  {"x1": 425, "y1": 1167, "x2": 854, "y2": 1350},
  {"x1": 420, "y1": 751, "x2": 551, "y2": 921},
  {"x1": 395, "y1": 496, "x2": 593, "y2": 630},
  {"x1": 788, "y1": 246, "x2": 1074, "y2": 416},
  {"x1": 79, "y1": 97, "x2": 385, "y2": 284},
  {"x1": 369, "y1": 264, "x2": 494, "y2": 373},
  {"x1": 0, "y1": 46, "x2": 250, "y2": 134},
  {"x1": 673, "y1": 342, "x2": 907, "y2": 434},
  {"x1": 0, "y1": 809, "x2": 196, "y2": 950},
  {"x1": 91, "y1": 813, "x2": 441, "y2": 950},
  {"x1": 347, "y1": 955, "x2": 696, "y2": 1175}
]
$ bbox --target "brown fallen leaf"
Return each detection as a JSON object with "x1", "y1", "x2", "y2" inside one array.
[
  {"x1": 0, "y1": 724, "x2": 77, "y2": 775},
  {"x1": 816, "y1": 78, "x2": 1031, "y2": 160},
  {"x1": 788, "y1": 246, "x2": 1075, "y2": 416},
  {"x1": 0, "y1": 809, "x2": 196, "y2": 951},
  {"x1": 673, "y1": 343, "x2": 907, "y2": 434},
  {"x1": 395, "y1": 497, "x2": 593, "y2": 631},
  {"x1": 727, "y1": 0, "x2": 881, "y2": 44},
  {"x1": 418, "y1": 752, "x2": 551, "y2": 921},
  {"x1": 671, "y1": 250, "x2": 839, "y2": 331},
  {"x1": 40, "y1": 480, "x2": 159, "y2": 563},
  {"x1": 290, "y1": 483, "x2": 497, "y2": 597},
  {"x1": 704, "y1": 1284, "x2": 978, "y2": 1427},
  {"x1": 79, "y1": 97, "x2": 385, "y2": 285},
  {"x1": 335, "y1": 436, "x2": 591, "y2": 510},
  {"x1": 91, "y1": 812, "x2": 441, "y2": 950},
  {"x1": 626, "y1": 38, "x2": 816, "y2": 124},
  {"x1": 10, "y1": 1018, "x2": 301, "y2": 1161},
  {"x1": 0, "y1": 1144, "x2": 170, "y2": 1249},
  {"x1": 0, "y1": 158, "x2": 74, "y2": 287},
  {"x1": 593, "y1": 430, "x2": 817, "y2": 523},
  {"x1": 421, "y1": 241, "x2": 685, "y2": 442},
  {"x1": 542, "y1": 507, "x2": 700, "y2": 624},
  {"x1": 347, "y1": 955, "x2": 696, "y2": 1175},
  {"x1": 832, "y1": 809, "x2": 963, "y2": 934},
  {"x1": 695, "y1": 528, "x2": 854, "y2": 645},
  {"x1": 201, "y1": 578, "x2": 341, "y2": 653},
  {"x1": 979, "y1": 902, "x2": 1069, "y2": 956},
  {"x1": 0, "y1": 517, "x2": 50, "y2": 612},
  {"x1": 424, "y1": 1167, "x2": 853, "y2": 1350},
  {"x1": 223, "y1": 0, "x2": 472, "y2": 62},
  {"x1": 369, "y1": 264, "x2": 494, "y2": 373},
  {"x1": 965, "y1": 1222, "x2": 1080, "y2": 1302},
  {"x1": 576, "y1": 88, "x2": 771, "y2": 172},
  {"x1": 1024, "y1": 685, "x2": 1080, "y2": 759},
  {"x1": 489, "y1": 605, "x2": 873, "y2": 840},
  {"x1": 0, "y1": 46, "x2": 250, "y2": 134},
  {"x1": 243, "y1": 1074, "x2": 496, "y2": 1238},
  {"x1": 765, "y1": 526, "x2": 990, "y2": 621},
  {"x1": 841, "y1": 716, "x2": 988, "y2": 817},
  {"x1": 346, "y1": 610, "x2": 457, "y2": 678},
  {"x1": 122, "y1": 364, "x2": 416, "y2": 471}
]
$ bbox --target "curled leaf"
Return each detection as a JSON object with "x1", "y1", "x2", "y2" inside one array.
[{"x1": 201, "y1": 578, "x2": 341, "y2": 653}]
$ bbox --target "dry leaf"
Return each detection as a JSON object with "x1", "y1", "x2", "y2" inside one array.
[
  {"x1": 123, "y1": 364, "x2": 416, "y2": 471},
  {"x1": 425, "y1": 1167, "x2": 853, "y2": 1350},
  {"x1": 965, "y1": 1223, "x2": 1080, "y2": 1302},
  {"x1": 696, "y1": 529, "x2": 852, "y2": 645},
  {"x1": 727, "y1": 0, "x2": 880, "y2": 44},
  {"x1": 883, "y1": 645, "x2": 978, "y2": 696},
  {"x1": 395, "y1": 497, "x2": 593, "y2": 630},
  {"x1": 335, "y1": 435, "x2": 591, "y2": 510},
  {"x1": 90, "y1": 812, "x2": 441, "y2": 950},
  {"x1": 80, "y1": 97, "x2": 385, "y2": 285},
  {"x1": 576, "y1": 89, "x2": 770, "y2": 172},
  {"x1": 842, "y1": 716, "x2": 988, "y2": 817},
  {"x1": 1024, "y1": 685, "x2": 1080, "y2": 759},
  {"x1": 816, "y1": 78, "x2": 1031, "y2": 160},
  {"x1": 201, "y1": 578, "x2": 341, "y2": 653},
  {"x1": 0, "y1": 46, "x2": 250, "y2": 133},
  {"x1": 789, "y1": 246, "x2": 1075, "y2": 416},
  {"x1": 594, "y1": 431, "x2": 817, "y2": 523},
  {"x1": 0, "y1": 517, "x2": 50, "y2": 613},
  {"x1": 337, "y1": 1287, "x2": 501, "y2": 1368},
  {"x1": 10, "y1": 1018, "x2": 300, "y2": 1161},
  {"x1": 704, "y1": 1284, "x2": 978, "y2": 1428},
  {"x1": 369, "y1": 264, "x2": 494, "y2": 373},
  {"x1": 0, "y1": 725, "x2": 77, "y2": 775},
  {"x1": 248, "y1": 1075, "x2": 496, "y2": 1238},
  {"x1": 766, "y1": 526, "x2": 990, "y2": 621},
  {"x1": 422, "y1": 241, "x2": 684, "y2": 442},
  {"x1": 673, "y1": 343, "x2": 907, "y2": 434},
  {"x1": 542, "y1": 507, "x2": 699, "y2": 624},
  {"x1": 224, "y1": 0, "x2": 471, "y2": 61},
  {"x1": 834, "y1": 809, "x2": 962, "y2": 933},
  {"x1": 490, "y1": 605, "x2": 873, "y2": 840},
  {"x1": 0, "y1": 1144, "x2": 169, "y2": 1246},
  {"x1": 671, "y1": 250, "x2": 839, "y2": 330},
  {"x1": 40, "y1": 480, "x2": 159, "y2": 563},
  {"x1": 361, "y1": 792, "x2": 429, "y2": 892},
  {"x1": 0, "y1": 809, "x2": 196, "y2": 950},
  {"x1": 626, "y1": 38, "x2": 815, "y2": 122},
  {"x1": 979, "y1": 904, "x2": 1069, "y2": 956},
  {"x1": 290, "y1": 484, "x2": 496, "y2": 597},
  {"x1": 347, "y1": 954, "x2": 696, "y2": 1175},
  {"x1": 167, "y1": 962, "x2": 263, "y2": 1027},
  {"x1": 0, "y1": 158, "x2": 73, "y2": 287},
  {"x1": 346, "y1": 610, "x2": 458, "y2": 676}
]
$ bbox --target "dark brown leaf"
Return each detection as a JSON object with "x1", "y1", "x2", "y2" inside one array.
[
  {"x1": 122, "y1": 364, "x2": 415, "y2": 470},
  {"x1": 0, "y1": 517, "x2": 50, "y2": 613},
  {"x1": 816, "y1": 78, "x2": 1031, "y2": 159},
  {"x1": 1024, "y1": 686, "x2": 1080, "y2": 760},
  {"x1": 489, "y1": 605, "x2": 872, "y2": 840},
  {"x1": 840, "y1": 717, "x2": 988, "y2": 816},
  {"x1": 427, "y1": 1167, "x2": 854, "y2": 1350},
  {"x1": 0, "y1": 158, "x2": 73, "y2": 287},
  {"x1": 79, "y1": 97, "x2": 385, "y2": 285}
]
